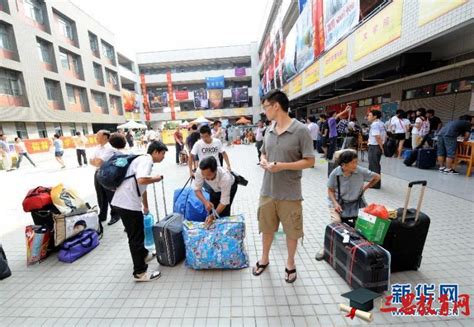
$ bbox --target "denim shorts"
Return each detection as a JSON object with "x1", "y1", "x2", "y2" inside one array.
[
  {"x1": 437, "y1": 136, "x2": 457, "y2": 159},
  {"x1": 55, "y1": 151, "x2": 64, "y2": 157}
]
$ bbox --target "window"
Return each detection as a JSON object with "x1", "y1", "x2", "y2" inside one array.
[
  {"x1": 58, "y1": 17, "x2": 73, "y2": 39},
  {"x1": 0, "y1": 68, "x2": 22, "y2": 96},
  {"x1": 78, "y1": 88, "x2": 87, "y2": 105},
  {"x1": 24, "y1": 0, "x2": 44, "y2": 25},
  {"x1": 404, "y1": 86, "x2": 433, "y2": 100},
  {"x1": 0, "y1": 23, "x2": 12, "y2": 50},
  {"x1": 82, "y1": 123, "x2": 89, "y2": 135},
  {"x1": 37, "y1": 122, "x2": 47, "y2": 138},
  {"x1": 54, "y1": 122, "x2": 63, "y2": 136},
  {"x1": 37, "y1": 38, "x2": 52, "y2": 64},
  {"x1": 457, "y1": 79, "x2": 472, "y2": 92},
  {"x1": 69, "y1": 122, "x2": 76, "y2": 136},
  {"x1": 102, "y1": 41, "x2": 115, "y2": 61},
  {"x1": 44, "y1": 79, "x2": 60, "y2": 101},
  {"x1": 1, "y1": 0, "x2": 10, "y2": 14},
  {"x1": 59, "y1": 51, "x2": 68, "y2": 69},
  {"x1": 66, "y1": 84, "x2": 75, "y2": 103},
  {"x1": 435, "y1": 82, "x2": 452, "y2": 96},
  {"x1": 15, "y1": 122, "x2": 28, "y2": 139},
  {"x1": 106, "y1": 69, "x2": 119, "y2": 89},
  {"x1": 93, "y1": 92, "x2": 106, "y2": 107},
  {"x1": 70, "y1": 56, "x2": 80, "y2": 73},
  {"x1": 93, "y1": 63, "x2": 103, "y2": 82},
  {"x1": 89, "y1": 32, "x2": 99, "y2": 54}
]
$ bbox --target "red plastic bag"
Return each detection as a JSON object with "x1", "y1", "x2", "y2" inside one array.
[{"x1": 364, "y1": 203, "x2": 389, "y2": 219}]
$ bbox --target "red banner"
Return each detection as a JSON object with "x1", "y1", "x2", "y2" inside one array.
[
  {"x1": 175, "y1": 90, "x2": 189, "y2": 101},
  {"x1": 24, "y1": 135, "x2": 98, "y2": 154},
  {"x1": 166, "y1": 71, "x2": 176, "y2": 120},
  {"x1": 140, "y1": 74, "x2": 150, "y2": 121},
  {"x1": 313, "y1": 0, "x2": 325, "y2": 57}
]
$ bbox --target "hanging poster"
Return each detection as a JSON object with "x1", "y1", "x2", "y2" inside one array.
[
  {"x1": 122, "y1": 90, "x2": 136, "y2": 112},
  {"x1": 324, "y1": 0, "x2": 359, "y2": 50},
  {"x1": 312, "y1": 0, "x2": 325, "y2": 57},
  {"x1": 147, "y1": 89, "x2": 168, "y2": 109},
  {"x1": 354, "y1": 0, "x2": 403, "y2": 60},
  {"x1": 175, "y1": 90, "x2": 189, "y2": 101},
  {"x1": 283, "y1": 26, "x2": 298, "y2": 83},
  {"x1": 194, "y1": 89, "x2": 208, "y2": 109},
  {"x1": 231, "y1": 88, "x2": 249, "y2": 104},
  {"x1": 418, "y1": 0, "x2": 467, "y2": 26},
  {"x1": 208, "y1": 89, "x2": 224, "y2": 109},
  {"x1": 302, "y1": 60, "x2": 320, "y2": 89},
  {"x1": 206, "y1": 76, "x2": 225, "y2": 89},
  {"x1": 295, "y1": 0, "x2": 314, "y2": 72},
  {"x1": 234, "y1": 67, "x2": 246, "y2": 77}
]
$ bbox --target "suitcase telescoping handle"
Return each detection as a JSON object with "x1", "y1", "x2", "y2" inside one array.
[{"x1": 402, "y1": 180, "x2": 427, "y2": 223}]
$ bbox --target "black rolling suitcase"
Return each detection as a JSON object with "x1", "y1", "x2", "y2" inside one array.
[
  {"x1": 416, "y1": 148, "x2": 437, "y2": 169},
  {"x1": 382, "y1": 181, "x2": 430, "y2": 272},
  {"x1": 323, "y1": 223, "x2": 390, "y2": 293},
  {"x1": 152, "y1": 180, "x2": 185, "y2": 267},
  {"x1": 403, "y1": 148, "x2": 418, "y2": 166},
  {"x1": 0, "y1": 244, "x2": 12, "y2": 280}
]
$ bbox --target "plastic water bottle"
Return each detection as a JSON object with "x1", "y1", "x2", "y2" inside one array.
[{"x1": 144, "y1": 213, "x2": 155, "y2": 250}]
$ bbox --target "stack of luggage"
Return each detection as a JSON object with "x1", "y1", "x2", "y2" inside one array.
[
  {"x1": 22, "y1": 184, "x2": 100, "y2": 264},
  {"x1": 322, "y1": 180, "x2": 431, "y2": 293}
]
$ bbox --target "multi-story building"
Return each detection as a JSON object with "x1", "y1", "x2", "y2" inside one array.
[
  {"x1": 258, "y1": 0, "x2": 474, "y2": 122},
  {"x1": 0, "y1": 0, "x2": 130, "y2": 145},
  {"x1": 137, "y1": 44, "x2": 262, "y2": 125}
]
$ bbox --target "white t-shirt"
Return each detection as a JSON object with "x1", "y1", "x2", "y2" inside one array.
[
  {"x1": 92, "y1": 143, "x2": 116, "y2": 168},
  {"x1": 191, "y1": 138, "x2": 224, "y2": 165},
  {"x1": 111, "y1": 155, "x2": 153, "y2": 211},
  {"x1": 194, "y1": 167, "x2": 235, "y2": 205},
  {"x1": 368, "y1": 120, "x2": 387, "y2": 145},
  {"x1": 307, "y1": 122, "x2": 320, "y2": 140},
  {"x1": 389, "y1": 116, "x2": 406, "y2": 134},
  {"x1": 412, "y1": 117, "x2": 430, "y2": 136},
  {"x1": 146, "y1": 130, "x2": 157, "y2": 141}
]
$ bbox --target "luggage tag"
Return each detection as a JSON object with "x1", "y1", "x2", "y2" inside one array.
[{"x1": 342, "y1": 230, "x2": 350, "y2": 244}]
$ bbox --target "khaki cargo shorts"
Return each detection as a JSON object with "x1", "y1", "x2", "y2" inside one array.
[{"x1": 257, "y1": 196, "x2": 303, "y2": 240}]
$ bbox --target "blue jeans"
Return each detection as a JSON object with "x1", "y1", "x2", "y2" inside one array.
[{"x1": 437, "y1": 136, "x2": 457, "y2": 159}]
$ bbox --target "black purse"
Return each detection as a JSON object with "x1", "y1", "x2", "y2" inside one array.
[{"x1": 337, "y1": 175, "x2": 366, "y2": 219}]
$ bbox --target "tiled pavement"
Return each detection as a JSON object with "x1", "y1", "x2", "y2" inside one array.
[{"x1": 0, "y1": 145, "x2": 473, "y2": 326}]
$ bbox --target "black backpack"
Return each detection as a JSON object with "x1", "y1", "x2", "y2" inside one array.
[
  {"x1": 96, "y1": 154, "x2": 141, "y2": 196},
  {"x1": 0, "y1": 244, "x2": 11, "y2": 280}
]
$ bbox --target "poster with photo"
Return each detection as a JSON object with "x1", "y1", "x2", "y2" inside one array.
[
  {"x1": 194, "y1": 88, "x2": 208, "y2": 109},
  {"x1": 208, "y1": 89, "x2": 224, "y2": 109}
]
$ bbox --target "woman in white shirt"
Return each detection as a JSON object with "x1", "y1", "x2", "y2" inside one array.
[
  {"x1": 389, "y1": 110, "x2": 409, "y2": 158},
  {"x1": 411, "y1": 108, "x2": 430, "y2": 149}
]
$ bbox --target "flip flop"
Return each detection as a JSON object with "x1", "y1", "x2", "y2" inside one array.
[
  {"x1": 252, "y1": 261, "x2": 270, "y2": 276},
  {"x1": 285, "y1": 267, "x2": 297, "y2": 283}
]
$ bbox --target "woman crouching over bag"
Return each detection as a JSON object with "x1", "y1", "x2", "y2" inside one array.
[{"x1": 315, "y1": 149, "x2": 380, "y2": 261}]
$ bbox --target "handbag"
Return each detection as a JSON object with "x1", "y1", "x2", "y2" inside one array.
[
  {"x1": 58, "y1": 229, "x2": 99, "y2": 263},
  {"x1": 53, "y1": 207, "x2": 100, "y2": 246},
  {"x1": 337, "y1": 176, "x2": 367, "y2": 218},
  {"x1": 22, "y1": 186, "x2": 52, "y2": 212}
]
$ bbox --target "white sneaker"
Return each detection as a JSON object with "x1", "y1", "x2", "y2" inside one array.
[
  {"x1": 438, "y1": 166, "x2": 446, "y2": 172},
  {"x1": 134, "y1": 270, "x2": 161, "y2": 282}
]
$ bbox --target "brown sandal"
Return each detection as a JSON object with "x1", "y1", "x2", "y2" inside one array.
[
  {"x1": 252, "y1": 261, "x2": 269, "y2": 276},
  {"x1": 285, "y1": 268, "x2": 297, "y2": 283}
]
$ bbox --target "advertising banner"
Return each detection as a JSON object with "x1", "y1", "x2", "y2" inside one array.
[
  {"x1": 302, "y1": 60, "x2": 320, "y2": 89},
  {"x1": 312, "y1": 0, "x2": 325, "y2": 57},
  {"x1": 323, "y1": 39, "x2": 348, "y2": 77},
  {"x1": 234, "y1": 67, "x2": 246, "y2": 77},
  {"x1": 148, "y1": 90, "x2": 168, "y2": 109},
  {"x1": 295, "y1": 0, "x2": 315, "y2": 72},
  {"x1": 209, "y1": 89, "x2": 224, "y2": 109},
  {"x1": 206, "y1": 76, "x2": 225, "y2": 89},
  {"x1": 298, "y1": 0, "x2": 308, "y2": 13},
  {"x1": 194, "y1": 89, "x2": 208, "y2": 109},
  {"x1": 166, "y1": 71, "x2": 176, "y2": 120},
  {"x1": 175, "y1": 90, "x2": 189, "y2": 101},
  {"x1": 283, "y1": 26, "x2": 298, "y2": 83},
  {"x1": 231, "y1": 88, "x2": 249, "y2": 103},
  {"x1": 140, "y1": 73, "x2": 150, "y2": 121},
  {"x1": 125, "y1": 111, "x2": 140, "y2": 121},
  {"x1": 289, "y1": 75, "x2": 303, "y2": 97},
  {"x1": 324, "y1": 0, "x2": 359, "y2": 50},
  {"x1": 418, "y1": 0, "x2": 467, "y2": 26},
  {"x1": 354, "y1": 0, "x2": 403, "y2": 61},
  {"x1": 122, "y1": 90, "x2": 136, "y2": 112}
]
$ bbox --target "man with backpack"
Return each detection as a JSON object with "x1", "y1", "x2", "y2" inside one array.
[
  {"x1": 111, "y1": 141, "x2": 168, "y2": 282},
  {"x1": 90, "y1": 130, "x2": 119, "y2": 228}
]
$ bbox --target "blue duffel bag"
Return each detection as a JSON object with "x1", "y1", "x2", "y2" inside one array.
[
  {"x1": 183, "y1": 215, "x2": 249, "y2": 270},
  {"x1": 173, "y1": 186, "x2": 209, "y2": 222}
]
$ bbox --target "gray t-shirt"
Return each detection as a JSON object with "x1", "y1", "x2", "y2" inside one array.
[
  {"x1": 260, "y1": 119, "x2": 315, "y2": 201},
  {"x1": 438, "y1": 120, "x2": 471, "y2": 138},
  {"x1": 327, "y1": 166, "x2": 376, "y2": 207}
]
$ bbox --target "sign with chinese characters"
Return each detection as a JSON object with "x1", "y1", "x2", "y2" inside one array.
[
  {"x1": 381, "y1": 283, "x2": 470, "y2": 317},
  {"x1": 323, "y1": 39, "x2": 348, "y2": 77},
  {"x1": 175, "y1": 90, "x2": 189, "y2": 101},
  {"x1": 289, "y1": 75, "x2": 303, "y2": 97},
  {"x1": 324, "y1": 0, "x2": 359, "y2": 50},
  {"x1": 166, "y1": 72, "x2": 176, "y2": 120},
  {"x1": 206, "y1": 76, "x2": 225, "y2": 89},
  {"x1": 140, "y1": 73, "x2": 150, "y2": 121},
  {"x1": 302, "y1": 60, "x2": 320, "y2": 89},
  {"x1": 354, "y1": 0, "x2": 403, "y2": 60},
  {"x1": 418, "y1": 0, "x2": 467, "y2": 26}
]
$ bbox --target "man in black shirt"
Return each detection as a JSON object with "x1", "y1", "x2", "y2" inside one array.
[
  {"x1": 418, "y1": 109, "x2": 443, "y2": 148},
  {"x1": 186, "y1": 124, "x2": 200, "y2": 153}
]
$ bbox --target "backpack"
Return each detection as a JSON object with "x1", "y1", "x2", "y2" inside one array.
[
  {"x1": 96, "y1": 154, "x2": 141, "y2": 196},
  {"x1": 22, "y1": 186, "x2": 53, "y2": 212}
]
